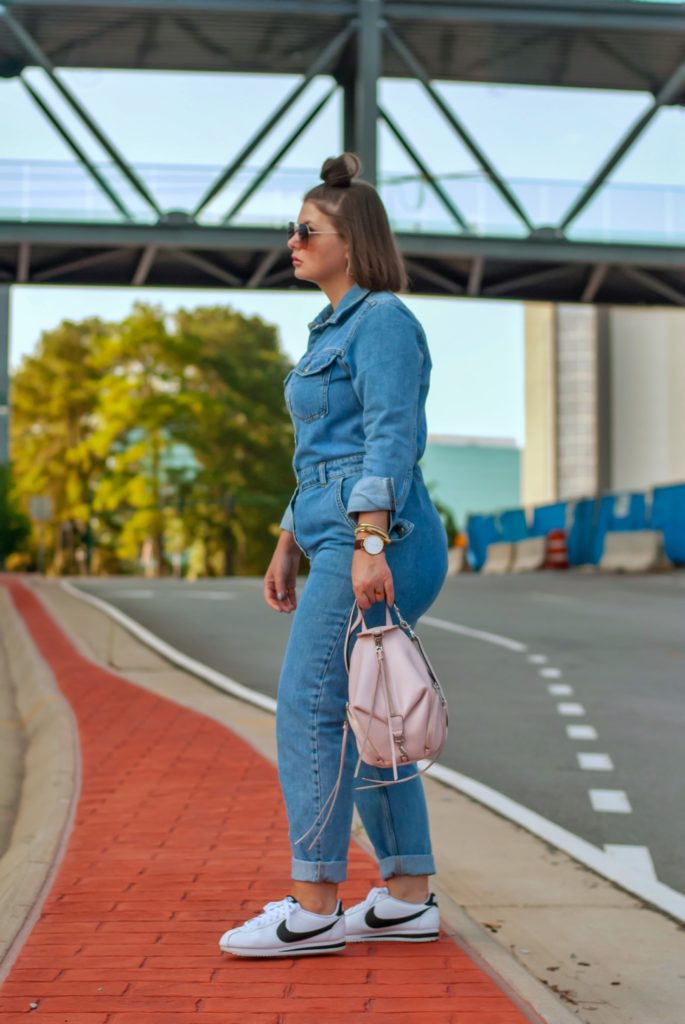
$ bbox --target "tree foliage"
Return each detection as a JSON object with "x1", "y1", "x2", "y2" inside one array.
[{"x1": 9, "y1": 303, "x2": 295, "y2": 576}]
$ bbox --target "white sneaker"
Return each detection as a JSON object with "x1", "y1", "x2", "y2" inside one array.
[
  {"x1": 218, "y1": 895, "x2": 346, "y2": 957},
  {"x1": 344, "y1": 886, "x2": 439, "y2": 943}
]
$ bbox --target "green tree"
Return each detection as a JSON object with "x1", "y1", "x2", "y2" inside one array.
[
  {"x1": 10, "y1": 318, "x2": 109, "y2": 573},
  {"x1": 168, "y1": 305, "x2": 295, "y2": 575},
  {"x1": 10, "y1": 302, "x2": 296, "y2": 577},
  {"x1": 0, "y1": 465, "x2": 32, "y2": 568}
]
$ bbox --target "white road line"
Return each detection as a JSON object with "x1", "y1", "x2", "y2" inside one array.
[
  {"x1": 110, "y1": 590, "x2": 155, "y2": 599},
  {"x1": 420, "y1": 615, "x2": 527, "y2": 653},
  {"x1": 604, "y1": 845, "x2": 657, "y2": 880},
  {"x1": 567, "y1": 724, "x2": 598, "y2": 740},
  {"x1": 577, "y1": 752, "x2": 614, "y2": 771},
  {"x1": 184, "y1": 592, "x2": 236, "y2": 600},
  {"x1": 59, "y1": 581, "x2": 685, "y2": 926},
  {"x1": 59, "y1": 581, "x2": 277, "y2": 714},
  {"x1": 589, "y1": 789, "x2": 632, "y2": 813},
  {"x1": 425, "y1": 763, "x2": 685, "y2": 923},
  {"x1": 540, "y1": 667, "x2": 562, "y2": 679},
  {"x1": 548, "y1": 683, "x2": 573, "y2": 696},
  {"x1": 527, "y1": 654, "x2": 548, "y2": 664},
  {"x1": 557, "y1": 702, "x2": 586, "y2": 716}
]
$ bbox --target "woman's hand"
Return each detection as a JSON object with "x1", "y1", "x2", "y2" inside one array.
[
  {"x1": 352, "y1": 549, "x2": 395, "y2": 611},
  {"x1": 264, "y1": 533, "x2": 302, "y2": 613}
]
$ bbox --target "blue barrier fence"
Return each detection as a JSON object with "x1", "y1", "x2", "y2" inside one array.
[{"x1": 466, "y1": 482, "x2": 685, "y2": 571}]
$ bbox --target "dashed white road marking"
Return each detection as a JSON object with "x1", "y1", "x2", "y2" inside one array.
[
  {"x1": 527, "y1": 654, "x2": 548, "y2": 664},
  {"x1": 567, "y1": 724, "x2": 598, "y2": 740},
  {"x1": 540, "y1": 667, "x2": 562, "y2": 678},
  {"x1": 184, "y1": 591, "x2": 236, "y2": 600},
  {"x1": 578, "y1": 752, "x2": 614, "y2": 771},
  {"x1": 590, "y1": 789, "x2": 632, "y2": 813},
  {"x1": 111, "y1": 590, "x2": 155, "y2": 599},
  {"x1": 604, "y1": 845, "x2": 657, "y2": 879},
  {"x1": 557, "y1": 702, "x2": 586, "y2": 716},
  {"x1": 548, "y1": 683, "x2": 573, "y2": 696}
]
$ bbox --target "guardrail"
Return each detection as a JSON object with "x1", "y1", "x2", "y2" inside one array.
[{"x1": 466, "y1": 481, "x2": 685, "y2": 572}]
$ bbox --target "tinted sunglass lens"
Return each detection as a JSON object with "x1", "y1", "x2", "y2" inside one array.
[{"x1": 287, "y1": 222, "x2": 310, "y2": 244}]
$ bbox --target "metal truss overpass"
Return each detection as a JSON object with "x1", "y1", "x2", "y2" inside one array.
[{"x1": 0, "y1": 0, "x2": 684, "y2": 305}]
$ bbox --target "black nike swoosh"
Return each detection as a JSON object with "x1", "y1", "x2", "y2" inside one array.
[
  {"x1": 364, "y1": 904, "x2": 430, "y2": 929},
  {"x1": 276, "y1": 916, "x2": 341, "y2": 944}
]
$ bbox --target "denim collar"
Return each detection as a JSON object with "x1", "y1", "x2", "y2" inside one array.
[{"x1": 307, "y1": 282, "x2": 370, "y2": 330}]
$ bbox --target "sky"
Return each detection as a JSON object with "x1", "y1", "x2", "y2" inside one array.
[{"x1": 3, "y1": 63, "x2": 683, "y2": 447}]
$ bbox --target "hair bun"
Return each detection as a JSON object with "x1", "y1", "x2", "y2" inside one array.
[{"x1": 320, "y1": 152, "x2": 361, "y2": 188}]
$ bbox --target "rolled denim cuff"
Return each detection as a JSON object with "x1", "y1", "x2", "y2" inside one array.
[
  {"x1": 291, "y1": 857, "x2": 348, "y2": 883},
  {"x1": 377, "y1": 853, "x2": 436, "y2": 880},
  {"x1": 346, "y1": 474, "x2": 396, "y2": 514},
  {"x1": 279, "y1": 502, "x2": 294, "y2": 533}
]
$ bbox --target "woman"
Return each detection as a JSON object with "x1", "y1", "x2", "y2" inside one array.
[{"x1": 219, "y1": 152, "x2": 449, "y2": 958}]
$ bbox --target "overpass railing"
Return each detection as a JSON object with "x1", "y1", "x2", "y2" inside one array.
[{"x1": 2, "y1": 160, "x2": 684, "y2": 246}]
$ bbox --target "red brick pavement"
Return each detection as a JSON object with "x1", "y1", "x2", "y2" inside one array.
[{"x1": 0, "y1": 577, "x2": 536, "y2": 1023}]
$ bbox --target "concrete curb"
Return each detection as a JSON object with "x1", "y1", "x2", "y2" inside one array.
[{"x1": 0, "y1": 583, "x2": 81, "y2": 984}]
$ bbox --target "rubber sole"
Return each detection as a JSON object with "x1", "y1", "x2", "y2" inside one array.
[
  {"x1": 346, "y1": 931, "x2": 440, "y2": 943},
  {"x1": 219, "y1": 940, "x2": 347, "y2": 957}
]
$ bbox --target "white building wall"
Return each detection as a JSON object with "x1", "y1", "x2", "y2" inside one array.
[{"x1": 608, "y1": 308, "x2": 685, "y2": 491}]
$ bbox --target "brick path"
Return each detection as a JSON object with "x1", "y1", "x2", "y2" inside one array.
[{"x1": 0, "y1": 578, "x2": 534, "y2": 1023}]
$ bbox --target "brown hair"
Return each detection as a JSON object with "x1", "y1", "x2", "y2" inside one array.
[{"x1": 303, "y1": 152, "x2": 408, "y2": 294}]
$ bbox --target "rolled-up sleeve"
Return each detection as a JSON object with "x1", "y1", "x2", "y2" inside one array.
[{"x1": 344, "y1": 303, "x2": 424, "y2": 528}]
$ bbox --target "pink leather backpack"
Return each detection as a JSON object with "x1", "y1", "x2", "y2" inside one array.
[{"x1": 294, "y1": 600, "x2": 449, "y2": 851}]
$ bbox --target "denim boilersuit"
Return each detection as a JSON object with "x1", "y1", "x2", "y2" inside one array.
[{"x1": 275, "y1": 282, "x2": 449, "y2": 883}]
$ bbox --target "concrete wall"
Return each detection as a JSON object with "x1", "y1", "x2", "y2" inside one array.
[
  {"x1": 522, "y1": 302, "x2": 685, "y2": 507},
  {"x1": 522, "y1": 304, "x2": 556, "y2": 506},
  {"x1": 607, "y1": 308, "x2": 685, "y2": 491}
]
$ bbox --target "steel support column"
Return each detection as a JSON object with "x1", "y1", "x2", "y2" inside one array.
[{"x1": 354, "y1": 0, "x2": 381, "y2": 184}]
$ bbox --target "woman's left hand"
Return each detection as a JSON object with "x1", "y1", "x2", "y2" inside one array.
[{"x1": 352, "y1": 549, "x2": 395, "y2": 611}]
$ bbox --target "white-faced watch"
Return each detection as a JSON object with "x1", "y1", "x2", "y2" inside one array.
[{"x1": 354, "y1": 533, "x2": 385, "y2": 555}]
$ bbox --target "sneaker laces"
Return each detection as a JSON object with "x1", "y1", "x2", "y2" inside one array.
[{"x1": 239, "y1": 896, "x2": 297, "y2": 932}]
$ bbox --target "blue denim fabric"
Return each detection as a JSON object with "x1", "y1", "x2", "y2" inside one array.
[
  {"x1": 275, "y1": 285, "x2": 449, "y2": 883},
  {"x1": 279, "y1": 282, "x2": 431, "y2": 543}
]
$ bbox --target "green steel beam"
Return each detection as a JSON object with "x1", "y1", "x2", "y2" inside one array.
[
  {"x1": 559, "y1": 56, "x2": 685, "y2": 231},
  {"x1": 383, "y1": 23, "x2": 535, "y2": 233},
  {"x1": 222, "y1": 85, "x2": 337, "y2": 223},
  {"x1": 379, "y1": 105, "x2": 469, "y2": 231},
  {"x1": 20, "y1": 77, "x2": 133, "y2": 221},
  {"x1": 193, "y1": 21, "x2": 356, "y2": 217},
  {"x1": 2, "y1": 220, "x2": 685, "y2": 269},
  {"x1": 384, "y1": 2, "x2": 685, "y2": 32},
  {"x1": 0, "y1": 3, "x2": 163, "y2": 217},
  {"x1": 8, "y1": 0, "x2": 684, "y2": 32}
]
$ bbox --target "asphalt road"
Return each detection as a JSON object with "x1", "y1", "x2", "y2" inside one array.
[{"x1": 70, "y1": 569, "x2": 685, "y2": 896}]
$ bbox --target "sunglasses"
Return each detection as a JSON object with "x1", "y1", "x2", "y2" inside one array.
[{"x1": 287, "y1": 221, "x2": 340, "y2": 245}]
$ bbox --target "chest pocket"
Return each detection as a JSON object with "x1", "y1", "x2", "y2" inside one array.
[{"x1": 284, "y1": 347, "x2": 342, "y2": 422}]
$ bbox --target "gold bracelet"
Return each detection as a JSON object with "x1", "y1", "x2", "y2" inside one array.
[{"x1": 354, "y1": 522, "x2": 391, "y2": 544}]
